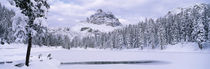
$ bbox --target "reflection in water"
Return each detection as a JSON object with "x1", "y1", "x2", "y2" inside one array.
[{"x1": 61, "y1": 60, "x2": 170, "y2": 65}]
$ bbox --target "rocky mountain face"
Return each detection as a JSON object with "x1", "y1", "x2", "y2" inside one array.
[
  {"x1": 87, "y1": 9, "x2": 122, "y2": 27},
  {"x1": 75, "y1": 9, "x2": 122, "y2": 34}
]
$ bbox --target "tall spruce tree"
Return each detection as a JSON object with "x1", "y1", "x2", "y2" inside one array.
[{"x1": 12, "y1": 0, "x2": 49, "y2": 66}]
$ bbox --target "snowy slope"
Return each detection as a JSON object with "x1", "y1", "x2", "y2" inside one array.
[
  {"x1": 49, "y1": 9, "x2": 123, "y2": 38},
  {"x1": 71, "y1": 22, "x2": 122, "y2": 33},
  {"x1": 48, "y1": 27, "x2": 81, "y2": 40},
  {"x1": 48, "y1": 23, "x2": 122, "y2": 40},
  {"x1": 0, "y1": 44, "x2": 62, "y2": 69}
]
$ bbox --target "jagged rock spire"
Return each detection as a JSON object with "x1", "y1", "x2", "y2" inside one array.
[{"x1": 87, "y1": 9, "x2": 122, "y2": 27}]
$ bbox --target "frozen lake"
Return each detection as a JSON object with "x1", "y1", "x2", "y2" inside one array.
[
  {"x1": 1, "y1": 44, "x2": 210, "y2": 69},
  {"x1": 52, "y1": 50, "x2": 210, "y2": 69}
]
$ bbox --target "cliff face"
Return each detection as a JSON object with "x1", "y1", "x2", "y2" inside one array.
[{"x1": 87, "y1": 9, "x2": 122, "y2": 27}]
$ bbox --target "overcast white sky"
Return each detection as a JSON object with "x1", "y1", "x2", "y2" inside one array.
[
  {"x1": 3, "y1": 0, "x2": 208, "y2": 27},
  {"x1": 47, "y1": 0, "x2": 210, "y2": 27}
]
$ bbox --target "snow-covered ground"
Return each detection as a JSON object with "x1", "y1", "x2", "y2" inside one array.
[{"x1": 0, "y1": 43, "x2": 210, "y2": 69}]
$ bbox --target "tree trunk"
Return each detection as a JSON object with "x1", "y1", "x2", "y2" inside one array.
[
  {"x1": 161, "y1": 45, "x2": 163, "y2": 50},
  {"x1": 160, "y1": 43, "x2": 164, "y2": 50},
  {"x1": 198, "y1": 42, "x2": 203, "y2": 50},
  {"x1": 140, "y1": 46, "x2": 143, "y2": 50},
  {"x1": 25, "y1": 32, "x2": 32, "y2": 66},
  {"x1": 152, "y1": 44, "x2": 155, "y2": 49}
]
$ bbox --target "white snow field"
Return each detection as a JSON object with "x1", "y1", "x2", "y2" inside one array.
[{"x1": 0, "y1": 43, "x2": 210, "y2": 69}]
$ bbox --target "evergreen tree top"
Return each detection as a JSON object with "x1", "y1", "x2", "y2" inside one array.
[{"x1": 13, "y1": 0, "x2": 50, "y2": 18}]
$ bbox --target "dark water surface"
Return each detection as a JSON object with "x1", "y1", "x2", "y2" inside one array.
[{"x1": 60, "y1": 60, "x2": 170, "y2": 65}]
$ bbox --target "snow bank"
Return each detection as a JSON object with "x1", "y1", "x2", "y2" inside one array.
[
  {"x1": 68, "y1": 42, "x2": 210, "y2": 53},
  {"x1": 165, "y1": 42, "x2": 200, "y2": 52},
  {"x1": 0, "y1": 43, "x2": 63, "y2": 69},
  {"x1": 19, "y1": 59, "x2": 60, "y2": 69}
]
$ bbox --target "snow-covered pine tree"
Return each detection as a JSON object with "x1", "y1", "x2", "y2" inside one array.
[
  {"x1": 191, "y1": 4, "x2": 209, "y2": 49},
  {"x1": 157, "y1": 18, "x2": 167, "y2": 50},
  {"x1": 148, "y1": 19, "x2": 156, "y2": 49},
  {"x1": 63, "y1": 35, "x2": 71, "y2": 49},
  {"x1": 0, "y1": 3, "x2": 15, "y2": 44},
  {"x1": 12, "y1": 0, "x2": 50, "y2": 66},
  {"x1": 12, "y1": 13, "x2": 27, "y2": 43},
  {"x1": 192, "y1": 17, "x2": 206, "y2": 49},
  {"x1": 137, "y1": 22, "x2": 145, "y2": 50},
  {"x1": 193, "y1": 19, "x2": 206, "y2": 49}
]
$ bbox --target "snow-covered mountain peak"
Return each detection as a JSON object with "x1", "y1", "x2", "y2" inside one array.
[
  {"x1": 47, "y1": 9, "x2": 124, "y2": 40},
  {"x1": 87, "y1": 9, "x2": 122, "y2": 27},
  {"x1": 194, "y1": 3, "x2": 209, "y2": 8},
  {"x1": 167, "y1": 3, "x2": 209, "y2": 16},
  {"x1": 70, "y1": 9, "x2": 123, "y2": 34}
]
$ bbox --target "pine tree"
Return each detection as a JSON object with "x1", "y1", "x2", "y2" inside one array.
[
  {"x1": 157, "y1": 18, "x2": 167, "y2": 50},
  {"x1": 192, "y1": 18, "x2": 206, "y2": 49},
  {"x1": 12, "y1": 0, "x2": 50, "y2": 66},
  {"x1": 137, "y1": 22, "x2": 145, "y2": 50}
]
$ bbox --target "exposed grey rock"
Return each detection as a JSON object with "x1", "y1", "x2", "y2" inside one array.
[
  {"x1": 15, "y1": 63, "x2": 24, "y2": 67},
  {"x1": 0, "y1": 62, "x2": 5, "y2": 64},
  {"x1": 80, "y1": 27, "x2": 100, "y2": 33},
  {"x1": 87, "y1": 9, "x2": 122, "y2": 27},
  {"x1": 6, "y1": 61, "x2": 13, "y2": 63}
]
